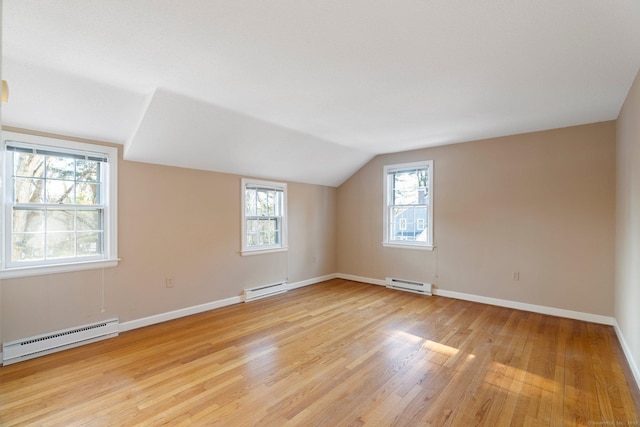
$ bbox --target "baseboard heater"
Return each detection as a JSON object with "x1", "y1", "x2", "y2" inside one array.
[
  {"x1": 2, "y1": 318, "x2": 119, "y2": 366},
  {"x1": 244, "y1": 281, "x2": 288, "y2": 302},
  {"x1": 386, "y1": 277, "x2": 432, "y2": 296}
]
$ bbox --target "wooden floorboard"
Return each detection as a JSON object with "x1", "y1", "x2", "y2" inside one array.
[{"x1": 0, "y1": 279, "x2": 638, "y2": 426}]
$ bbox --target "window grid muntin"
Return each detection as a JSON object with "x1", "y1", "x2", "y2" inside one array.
[
  {"x1": 384, "y1": 161, "x2": 432, "y2": 247},
  {"x1": 13, "y1": 152, "x2": 102, "y2": 205},
  {"x1": 8, "y1": 148, "x2": 106, "y2": 265},
  {"x1": 241, "y1": 179, "x2": 287, "y2": 254},
  {"x1": 244, "y1": 185, "x2": 284, "y2": 249}
]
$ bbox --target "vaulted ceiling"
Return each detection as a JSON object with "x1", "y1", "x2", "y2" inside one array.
[{"x1": 3, "y1": 1, "x2": 640, "y2": 186}]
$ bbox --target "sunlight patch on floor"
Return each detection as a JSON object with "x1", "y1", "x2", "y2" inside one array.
[{"x1": 484, "y1": 361, "x2": 555, "y2": 396}]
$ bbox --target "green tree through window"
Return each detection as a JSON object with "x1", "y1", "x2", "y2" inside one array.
[{"x1": 1, "y1": 132, "x2": 119, "y2": 278}]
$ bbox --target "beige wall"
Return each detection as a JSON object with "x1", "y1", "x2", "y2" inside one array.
[
  {"x1": 0, "y1": 115, "x2": 622, "y2": 350},
  {"x1": 337, "y1": 122, "x2": 616, "y2": 316},
  {"x1": 1, "y1": 129, "x2": 337, "y2": 342},
  {"x1": 616, "y1": 68, "x2": 640, "y2": 381}
]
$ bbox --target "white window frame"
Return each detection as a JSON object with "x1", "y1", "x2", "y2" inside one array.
[
  {"x1": 0, "y1": 131, "x2": 119, "y2": 278},
  {"x1": 241, "y1": 178, "x2": 288, "y2": 256},
  {"x1": 383, "y1": 160, "x2": 434, "y2": 251}
]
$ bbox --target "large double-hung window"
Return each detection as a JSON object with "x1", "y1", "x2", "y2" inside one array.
[
  {"x1": 383, "y1": 160, "x2": 433, "y2": 250},
  {"x1": 1, "y1": 132, "x2": 118, "y2": 278}
]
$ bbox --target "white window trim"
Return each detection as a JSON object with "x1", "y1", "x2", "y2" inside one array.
[
  {"x1": 240, "y1": 178, "x2": 288, "y2": 256},
  {"x1": 382, "y1": 160, "x2": 434, "y2": 251},
  {"x1": 0, "y1": 131, "x2": 119, "y2": 278}
]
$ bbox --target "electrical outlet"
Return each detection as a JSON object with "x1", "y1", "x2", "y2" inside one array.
[
  {"x1": 166, "y1": 277, "x2": 175, "y2": 288},
  {"x1": 512, "y1": 272, "x2": 520, "y2": 281}
]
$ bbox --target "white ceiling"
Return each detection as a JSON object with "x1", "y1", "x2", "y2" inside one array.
[{"x1": 3, "y1": 1, "x2": 640, "y2": 186}]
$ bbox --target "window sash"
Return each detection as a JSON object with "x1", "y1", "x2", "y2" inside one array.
[
  {"x1": 245, "y1": 216, "x2": 282, "y2": 247},
  {"x1": 241, "y1": 178, "x2": 287, "y2": 254},
  {"x1": 8, "y1": 205, "x2": 105, "y2": 266},
  {"x1": 383, "y1": 161, "x2": 433, "y2": 248},
  {"x1": 6, "y1": 146, "x2": 107, "y2": 266},
  {"x1": 244, "y1": 187, "x2": 283, "y2": 217},
  {"x1": 388, "y1": 205, "x2": 429, "y2": 243}
]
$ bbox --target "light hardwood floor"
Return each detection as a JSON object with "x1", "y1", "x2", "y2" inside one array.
[{"x1": 0, "y1": 279, "x2": 638, "y2": 426}]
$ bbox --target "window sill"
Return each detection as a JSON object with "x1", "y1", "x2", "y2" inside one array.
[
  {"x1": 241, "y1": 247, "x2": 288, "y2": 256},
  {"x1": 382, "y1": 242, "x2": 434, "y2": 251},
  {"x1": 0, "y1": 259, "x2": 121, "y2": 279}
]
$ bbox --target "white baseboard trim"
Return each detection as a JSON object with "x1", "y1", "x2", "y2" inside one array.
[
  {"x1": 119, "y1": 274, "x2": 339, "y2": 333},
  {"x1": 288, "y1": 273, "x2": 338, "y2": 291},
  {"x1": 119, "y1": 296, "x2": 242, "y2": 333},
  {"x1": 435, "y1": 289, "x2": 615, "y2": 325},
  {"x1": 336, "y1": 273, "x2": 615, "y2": 326},
  {"x1": 613, "y1": 320, "x2": 640, "y2": 391},
  {"x1": 336, "y1": 273, "x2": 386, "y2": 286}
]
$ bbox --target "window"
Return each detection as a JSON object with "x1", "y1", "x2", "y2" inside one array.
[
  {"x1": 383, "y1": 160, "x2": 433, "y2": 250},
  {"x1": 241, "y1": 178, "x2": 287, "y2": 255},
  {"x1": 1, "y1": 132, "x2": 118, "y2": 278}
]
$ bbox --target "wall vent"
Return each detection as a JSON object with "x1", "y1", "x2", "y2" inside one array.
[
  {"x1": 244, "y1": 281, "x2": 288, "y2": 302},
  {"x1": 385, "y1": 277, "x2": 432, "y2": 296},
  {"x1": 2, "y1": 318, "x2": 119, "y2": 366}
]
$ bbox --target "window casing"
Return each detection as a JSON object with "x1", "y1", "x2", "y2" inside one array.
[
  {"x1": 1, "y1": 132, "x2": 118, "y2": 278},
  {"x1": 383, "y1": 160, "x2": 433, "y2": 250},
  {"x1": 241, "y1": 178, "x2": 287, "y2": 255}
]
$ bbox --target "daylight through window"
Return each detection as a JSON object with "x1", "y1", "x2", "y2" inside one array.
[
  {"x1": 241, "y1": 178, "x2": 287, "y2": 255},
  {"x1": 383, "y1": 161, "x2": 433, "y2": 249},
  {"x1": 1, "y1": 132, "x2": 118, "y2": 277}
]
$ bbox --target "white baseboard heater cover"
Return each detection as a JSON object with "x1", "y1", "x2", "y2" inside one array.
[
  {"x1": 386, "y1": 277, "x2": 432, "y2": 296},
  {"x1": 2, "y1": 318, "x2": 119, "y2": 366},
  {"x1": 244, "y1": 281, "x2": 288, "y2": 302}
]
